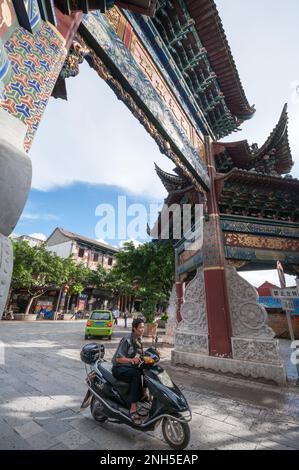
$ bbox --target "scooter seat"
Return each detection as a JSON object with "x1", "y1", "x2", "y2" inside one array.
[{"x1": 97, "y1": 362, "x2": 130, "y2": 392}]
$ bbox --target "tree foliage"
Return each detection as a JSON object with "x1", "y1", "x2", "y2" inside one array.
[
  {"x1": 11, "y1": 241, "x2": 102, "y2": 314},
  {"x1": 11, "y1": 239, "x2": 175, "y2": 320},
  {"x1": 111, "y1": 241, "x2": 175, "y2": 322}
]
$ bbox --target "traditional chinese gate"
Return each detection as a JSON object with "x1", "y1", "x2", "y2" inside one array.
[{"x1": 0, "y1": 1, "x2": 298, "y2": 384}]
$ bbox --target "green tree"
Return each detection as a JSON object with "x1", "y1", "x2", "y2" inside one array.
[
  {"x1": 11, "y1": 242, "x2": 111, "y2": 316},
  {"x1": 12, "y1": 241, "x2": 69, "y2": 315},
  {"x1": 111, "y1": 241, "x2": 175, "y2": 322},
  {"x1": 87, "y1": 264, "x2": 107, "y2": 290},
  {"x1": 57, "y1": 258, "x2": 92, "y2": 312}
]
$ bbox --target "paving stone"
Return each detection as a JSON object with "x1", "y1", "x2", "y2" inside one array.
[
  {"x1": 0, "y1": 418, "x2": 13, "y2": 438},
  {"x1": 256, "y1": 441, "x2": 297, "y2": 450},
  {"x1": 260, "y1": 432, "x2": 299, "y2": 450},
  {"x1": 14, "y1": 421, "x2": 44, "y2": 439},
  {"x1": 38, "y1": 417, "x2": 73, "y2": 435},
  {"x1": 47, "y1": 442, "x2": 70, "y2": 450},
  {"x1": 3, "y1": 412, "x2": 32, "y2": 428},
  {"x1": 56, "y1": 429, "x2": 90, "y2": 449},
  {"x1": 51, "y1": 408, "x2": 78, "y2": 419},
  {"x1": 75, "y1": 440, "x2": 103, "y2": 450},
  {"x1": 0, "y1": 431, "x2": 33, "y2": 450},
  {"x1": 24, "y1": 430, "x2": 59, "y2": 450},
  {"x1": 1, "y1": 322, "x2": 299, "y2": 451},
  {"x1": 69, "y1": 416, "x2": 99, "y2": 434}
]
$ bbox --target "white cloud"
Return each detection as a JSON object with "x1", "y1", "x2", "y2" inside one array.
[
  {"x1": 29, "y1": 61, "x2": 175, "y2": 200},
  {"x1": 29, "y1": 233, "x2": 47, "y2": 241},
  {"x1": 21, "y1": 212, "x2": 59, "y2": 221},
  {"x1": 239, "y1": 270, "x2": 296, "y2": 288}
]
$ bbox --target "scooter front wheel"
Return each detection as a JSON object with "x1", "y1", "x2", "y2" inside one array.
[
  {"x1": 162, "y1": 416, "x2": 190, "y2": 450},
  {"x1": 90, "y1": 396, "x2": 108, "y2": 423}
]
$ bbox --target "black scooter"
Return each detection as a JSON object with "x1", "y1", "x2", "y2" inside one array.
[{"x1": 80, "y1": 341, "x2": 192, "y2": 449}]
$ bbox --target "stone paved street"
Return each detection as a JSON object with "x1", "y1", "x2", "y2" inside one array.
[{"x1": 0, "y1": 321, "x2": 299, "y2": 450}]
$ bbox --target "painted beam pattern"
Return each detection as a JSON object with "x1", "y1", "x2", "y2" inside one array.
[
  {"x1": 105, "y1": 6, "x2": 207, "y2": 163},
  {"x1": 221, "y1": 216, "x2": 299, "y2": 272},
  {"x1": 224, "y1": 245, "x2": 299, "y2": 267},
  {"x1": 221, "y1": 217, "x2": 299, "y2": 240},
  {"x1": 224, "y1": 232, "x2": 299, "y2": 253}
]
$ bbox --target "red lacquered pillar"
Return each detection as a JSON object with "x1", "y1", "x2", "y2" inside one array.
[{"x1": 203, "y1": 137, "x2": 232, "y2": 357}]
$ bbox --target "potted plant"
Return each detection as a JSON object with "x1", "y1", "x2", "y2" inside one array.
[
  {"x1": 157, "y1": 313, "x2": 168, "y2": 329},
  {"x1": 141, "y1": 295, "x2": 157, "y2": 337}
]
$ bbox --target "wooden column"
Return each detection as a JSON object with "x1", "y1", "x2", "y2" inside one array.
[{"x1": 203, "y1": 137, "x2": 232, "y2": 357}]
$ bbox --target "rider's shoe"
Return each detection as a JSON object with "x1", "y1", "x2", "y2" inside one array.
[{"x1": 130, "y1": 411, "x2": 143, "y2": 425}]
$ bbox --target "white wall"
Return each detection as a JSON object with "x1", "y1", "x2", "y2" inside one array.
[{"x1": 46, "y1": 241, "x2": 73, "y2": 258}]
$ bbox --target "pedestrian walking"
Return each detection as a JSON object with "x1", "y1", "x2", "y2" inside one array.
[
  {"x1": 124, "y1": 308, "x2": 129, "y2": 329},
  {"x1": 113, "y1": 307, "x2": 120, "y2": 325},
  {"x1": 70, "y1": 307, "x2": 78, "y2": 320}
]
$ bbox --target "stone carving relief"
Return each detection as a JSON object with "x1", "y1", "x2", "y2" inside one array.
[
  {"x1": 232, "y1": 338, "x2": 281, "y2": 365},
  {"x1": 225, "y1": 266, "x2": 275, "y2": 339},
  {"x1": 175, "y1": 268, "x2": 209, "y2": 355},
  {"x1": 175, "y1": 332, "x2": 208, "y2": 354},
  {"x1": 177, "y1": 268, "x2": 208, "y2": 333}
]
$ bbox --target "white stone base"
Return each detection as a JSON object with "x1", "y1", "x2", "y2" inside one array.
[
  {"x1": 172, "y1": 350, "x2": 287, "y2": 386},
  {"x1": 0, "y1": 235, "x2": 13, "y2": 318},
  {"x1": 232, "y1": 337, "x2": 282, "y2": 365},
  {"x1": 175, "y1": 331, "x2": 209, "y2": 355},
  {"x1": 163, "y1": 334, "x2": 175, "y2": 346}
]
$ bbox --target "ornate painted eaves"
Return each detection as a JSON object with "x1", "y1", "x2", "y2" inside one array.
[
  {"x1": 216, "y1": 169, "x2": 299, "y2": 222},
  {"x1": 184, "y1": 0, "x2": 255, "y2": 123},
  {"x1": 253, "y1": 103, "x2": 293, "y2": 175},
  {"x1": 152, "y1": 0, "x2": 255, "y2": 138},
  {"x1": 214, "y1": 104, "x2": 293, "y2": 176},
  {"x1": 155, "y1": 163, "x2": 190, "y2": 192}
]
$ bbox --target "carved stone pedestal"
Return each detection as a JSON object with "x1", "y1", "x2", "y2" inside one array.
[
  {"x1": 171, "y1": 350, "x2": 286, "y2": 385},
  {"x1": 172, "y1": 266, "x2": 287, "y2": 385},
  {"x1": 173, "y1": 268, "x2": 209, "y2": 354},
  {"x1": 227, "y1": 267, "x2": 286, "y2": 384}
]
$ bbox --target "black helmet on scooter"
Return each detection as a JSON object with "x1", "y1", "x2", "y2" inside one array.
[{"x1": 80, "y1": 343, "x2": 104, "y2": 364}]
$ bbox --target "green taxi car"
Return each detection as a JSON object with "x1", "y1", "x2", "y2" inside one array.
[{"x1": 84, "y1": 310, "x2": 113, "y2": 340}]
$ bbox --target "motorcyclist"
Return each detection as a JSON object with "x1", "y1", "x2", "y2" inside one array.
[{"x1": 112, "y1": 317, "x2": 145, "y2": 424}]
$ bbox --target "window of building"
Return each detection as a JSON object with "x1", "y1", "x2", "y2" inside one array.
[
  {"x1": 78, "y1": 247, "x2": 85, "y2": 258},
  {"x1": 108, "y1": 257, "x2": 113, "y2": 266},
  {"x1": 93, "y1": 253, "x2": 99, "y2": 262}
]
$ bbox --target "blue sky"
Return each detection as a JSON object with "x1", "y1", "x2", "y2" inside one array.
[{"x1": 15, "y1": 1, "x2": 299, "y2": 286}]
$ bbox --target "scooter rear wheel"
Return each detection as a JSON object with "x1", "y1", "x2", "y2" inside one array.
[
  {"x1": 162, "y1": 417, "x2": 190, "y2": 450},
  {"x1": 90, "y1": 396, "x2": 108, "y2": 423}
]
